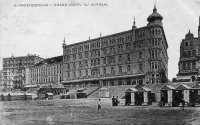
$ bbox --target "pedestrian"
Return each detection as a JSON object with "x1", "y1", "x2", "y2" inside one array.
[
  {"x1": 181, "y1": 98, "x2": 185, "y2": 111},
  {"x1": 116, "y1": 96, "x2": 119, "y2": 106},
  {"x1": 98, "y1": 99, "x2": 101, "y2": 113},
  {"x1": 112, "y1": 96, "x2": 115, "y2": 106}
]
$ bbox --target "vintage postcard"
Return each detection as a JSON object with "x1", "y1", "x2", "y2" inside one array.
[{"x1": 0, "y1": 0, "x2": 200, "y2": 125}]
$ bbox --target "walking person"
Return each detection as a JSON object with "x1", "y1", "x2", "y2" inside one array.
[
  {"x1": 98, "y1": 99, "x2": 101, "y2": 113},
  {"x1": 181, "y1": 98, "x2": 185, "y2": 111}
]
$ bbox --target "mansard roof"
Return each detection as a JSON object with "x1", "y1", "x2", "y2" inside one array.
[{"x1": 34, "y1": 55, "x2": 62, "y2": 66}]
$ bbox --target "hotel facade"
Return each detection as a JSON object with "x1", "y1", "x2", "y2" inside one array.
[
  {"x1": 62, "y1": 6, "x2": 168, "y2": 88},
  {"x1": 2, "y1": 54, "x2": 43, "y2": 89}
]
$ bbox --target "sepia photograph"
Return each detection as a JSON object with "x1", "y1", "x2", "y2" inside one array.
[{"x1": 0, "y1": 0, "x2": 200, "y2": 124}]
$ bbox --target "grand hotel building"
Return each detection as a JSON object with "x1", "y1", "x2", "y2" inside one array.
[{"x1": 62, "y1": 6, "x2": 168, "y2": 88}]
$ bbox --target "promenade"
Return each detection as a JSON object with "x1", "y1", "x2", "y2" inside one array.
[{"x1": 0, "y1": 98, "x2": 200, "y2": 125}]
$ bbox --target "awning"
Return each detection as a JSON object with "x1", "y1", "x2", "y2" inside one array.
[
  {"x1": 191, "y1": 84, "x2": 200, "y2": 89},
  {"x1": 99, "y1": 87, "x2": 109, "y2": 91},
  {"x1": 62, "y1": 73, "x2": 145, "y2": 84},
  {"x1": 125, "y1": 88, "x2": 138, "y2": 92},
  {"x1": 160, "y1": 85, "x2": 175, "y2": 90},
  {"x1": 176, "y1": 84, "x2": 190, "y2": 90},
  {"x1": 137, "y1": 87, "x2": 151, "y2": 92},
  {"x1": 24, "y1": 84, "x2": 38, "y2": 88}
]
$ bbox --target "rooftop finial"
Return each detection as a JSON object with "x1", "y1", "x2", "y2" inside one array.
[
  {"x1": 100, "y1": 32, "x2": 102, "y2": 37},
  {"x1": 63, "y1": 37, "x2": 66, "y2": 46},
  {"x1": 153, "y1": 0, "x2": 157, "y2": 13},
  {"x1": 132, "y1": 16, "x2": 137, "y2": 29},
  {"x1": 189, "y1": 29, "x2": 190, "y2": 34},
  {"x1": 89, "y1": 36, "x2": 90, "y2": 40}
]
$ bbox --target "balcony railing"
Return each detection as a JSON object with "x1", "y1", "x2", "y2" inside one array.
[{"x1": 179, "y1": 68, "x2": 198, "y2": 74}]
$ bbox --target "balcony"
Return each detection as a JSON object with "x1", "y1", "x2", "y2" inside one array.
[
  {"x1": 180, "y1": 56, "x2": 198, "y2": 61},
  {"x1": 179, "y1": 68, "x2": 198, "y2": 74}
]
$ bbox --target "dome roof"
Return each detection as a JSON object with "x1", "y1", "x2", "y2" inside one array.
[{"x1": 147, "y1": 6, "x2": 163, "y2": 22}]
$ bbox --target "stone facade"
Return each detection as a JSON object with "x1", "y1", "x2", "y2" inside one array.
[
  {"x1": 62, "y1": 5, "x2": 168, "y2": 88},
  {"x1": 2, "y1": 54, "x2": 43, "y2": 89},
  {"x1": 176, "y1": 17, "x2": 200, "y2": 82},
  {"x1": 29, "y1": 56, "x2": 63, "y2": 87}
]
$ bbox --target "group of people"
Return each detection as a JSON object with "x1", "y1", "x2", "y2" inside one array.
[
  {"x1": 97, "y1": 96, "x2": 120, "y2": 113},
  {"x1": 112, "y1": 96, "x2": 120, "y2": 106}
]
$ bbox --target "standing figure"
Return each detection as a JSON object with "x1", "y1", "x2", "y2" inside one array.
[
  {"x1": 116, "y1": 96, "x2": 119, "y2": 106},
  {"x1": 98, "y1": 99, "x2": 101, "y2": 112},
  {"x1": 112, "y1": 96, "x2": 115, "y2": 106},
  {"x1": 181, "y1": 98, "x2": 185, "y2": 111}
]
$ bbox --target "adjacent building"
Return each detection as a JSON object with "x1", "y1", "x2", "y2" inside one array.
[
  {"x1": 62, "y1": 5, "x2": 168, "y2": 88},
  {"x1": 29, "y1": 56, "x2": 63, "y2": 88},
  {"x1": 2, "y1": 54, "x2": 43, "y2": 89},
  {"x1": 176, "y1": 17, "x2": 200, "y2": 82},
  {"x1": 0, "y1": 70, "x2": 3, "y2": 89}
]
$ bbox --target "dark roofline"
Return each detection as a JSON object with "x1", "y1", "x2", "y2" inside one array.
[
  {"x1": 34, "y1": 55, "x2": 63, "y2": 66},
  {"x1": 3, "y1": 55, "x2": 43, "y2": 60},
  {"x1": 63, "y1": 29, "x2": 133, "y2": 48}
]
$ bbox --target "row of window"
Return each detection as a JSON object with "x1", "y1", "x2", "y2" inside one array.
[
  {"x1": 184, "y1": 41, "x2": 193, "y2": 47},
  {"x1": 65, "y1": 43, "x2": 143, "y2": 62},
  {"x1": 151, "y1": 61, "x2": 160, "y2": 70},
  {"x1": 181, "y1": 61, "x2": 196, "y2": 70},
  {"x1": 150, "y1": 49, "x2": 160, "y2": 59},
  {"x1": 149, "y1": 38, "x2": 162, "y2": 47},
  {"x1": 31, "y1": 65, "x2": 62, "y2": 78},
  {"x1": 65, "y1": 34, "x2": 134, "y2": 54},
  {"x1": 31, "y1": 76, "x2": 62, "y2": 84},
  {"x1": 181, "y1": 50, "x2": 196, "y2": 58},
  {"x1": 66, "y1": 53, "x2": 143, "y2": 70},
  {"x1": 67, "y1": 64, "x2": 143, "y2": 78},
  {"x1": 149, "y1": 28, "x2": 162, "y2": 36}
]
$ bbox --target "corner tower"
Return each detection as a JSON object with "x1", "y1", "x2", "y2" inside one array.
[{"x1": 145, "y1": 4, "x2": 168, "y2": 84}]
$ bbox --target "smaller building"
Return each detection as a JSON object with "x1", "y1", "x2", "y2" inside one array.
[
  {"x1": 29, "y1": 56, "x2": 63, "y2": 87},
  {"x1": 176, "y1": 17, "x2": 200, "y2": 82}
]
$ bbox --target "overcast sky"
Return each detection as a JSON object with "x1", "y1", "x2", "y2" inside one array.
[{"x1": 0, "y1": 0, "x2": 200, "y2": 80}]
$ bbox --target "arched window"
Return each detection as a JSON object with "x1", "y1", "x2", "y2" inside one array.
[
  {"x1": 79, "y1": 71, "x2": 82, "y2": 77},
  {"x1": 103, "y1": 58, "x2": 106, "y2": 64},
  {"x1": 103, "y1": 68, "x2": 106, "y2": 75},
  {"x1": 97, "y1": 59, "x2": 100, "y2": 65},
  {"x1": 127, "y1": 54, "x2": 130, "y2": 62},
  {"x1": 139, "y1": 52, "x2": 142, "y2": 59},
  {"x1": 119, "y1": 55, "x2": 122, "y2": 62},
  {"x1": 127, "y1": 65, "x2": 130, "y2": 72},
  {"x1": 73, "y1": 72, "x2": 76, "y2": 78},
  {"x1": 139, "y1": 63, "x2": 142, "y2": 70},
  {"x1": 111, "y1": 67, "x2": 114, "y2": 74},
  {"x1": 119, "y1": 66, "x2": 122, "y2": 73}
]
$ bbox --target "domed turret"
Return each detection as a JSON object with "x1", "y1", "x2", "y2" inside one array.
[{"x1": 147, "y1": 4, "x2": 163, "y2": 26}]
